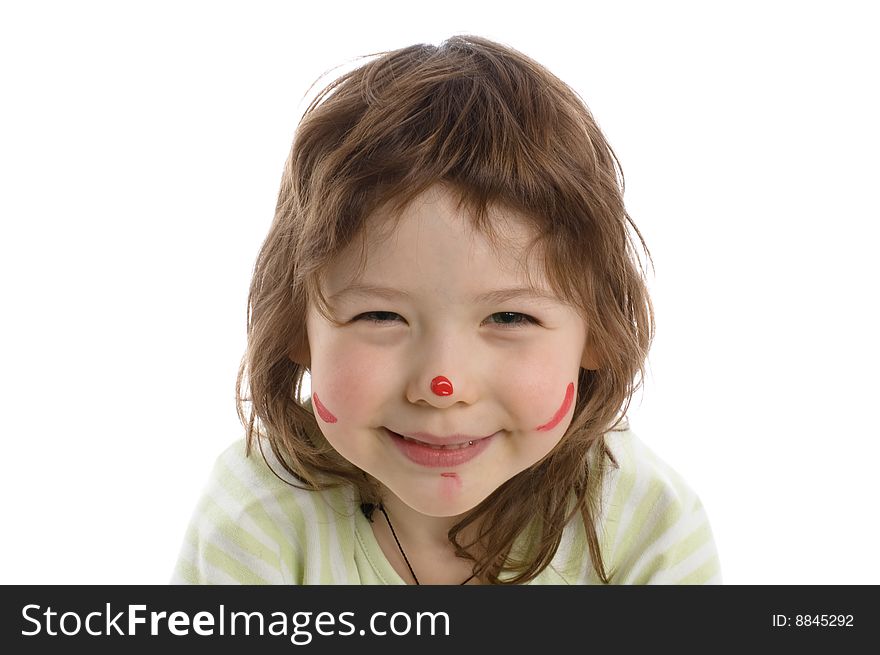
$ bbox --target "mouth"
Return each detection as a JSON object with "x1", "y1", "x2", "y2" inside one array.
[
  {"x1": 383, "y1": 428, "x2": 496, "y2": 468},
  {"x1": 394, "y1": 433, "x2": 476, "y2": 450}
]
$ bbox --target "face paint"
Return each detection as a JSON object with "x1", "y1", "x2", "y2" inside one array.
[
  {"x1": 311, "y1": 392, "x2": 338, "y2": 424},
  {"x1": 439, "y1": 471, "x2": 462, "y2": 499},
  {"x1": 535, "y1": 382, "x2": 575, "y2": 432},
  {"x1": 431, "y1": 375, "x2": 454, "y2": 396}
]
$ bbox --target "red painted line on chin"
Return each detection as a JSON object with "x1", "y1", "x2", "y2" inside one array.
[
  {"x1": 312, "y1": 392, "x2": 338, "y2": 423},
  {"x1": 535, "y1": 382, "x2": 575, "y2": 432},
  {"x1": 439, "y1": 471, "x2": 462, "y2": 496}
]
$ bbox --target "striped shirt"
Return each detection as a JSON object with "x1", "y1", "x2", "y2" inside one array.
[{"x1": 171, "y1": 426, "x2": 721, "y2": 584}]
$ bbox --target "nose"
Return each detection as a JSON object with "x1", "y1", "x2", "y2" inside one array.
[
  {"x1": 405, "y1": 340, "x2": 476, "y2": 408},
  {"x1": 406, "y1": 371, "x2": 472, "y2": 407}
]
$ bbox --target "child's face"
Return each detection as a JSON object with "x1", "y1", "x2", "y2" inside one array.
[{"x1": 305, "y1": 184, "x2": 591, "y2": 518}]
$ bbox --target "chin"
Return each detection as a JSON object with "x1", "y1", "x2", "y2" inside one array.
[
  {"x1": 401, "y1": 484, "x2": 494, "y2": 519},
  {"x1": 412, "y1": 501, "x2": 476, "y2": 519}
]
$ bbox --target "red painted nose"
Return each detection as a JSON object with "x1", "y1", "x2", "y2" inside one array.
[{"x1": 431, "y1": 376, "x2": 454, "y2": 396}]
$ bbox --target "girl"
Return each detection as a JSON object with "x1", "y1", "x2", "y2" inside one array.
[{"x1": 172, "y1": 35, "x2": 721, "y2": 585}]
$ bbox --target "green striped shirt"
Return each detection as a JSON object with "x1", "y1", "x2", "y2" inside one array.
[{"x1": 171, "y1": 427, "x2": 721, "y2": 584}]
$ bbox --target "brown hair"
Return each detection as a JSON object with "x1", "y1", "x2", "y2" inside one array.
[{"x1": 236, "y1": 35, "x2": 654, "y2": 584}]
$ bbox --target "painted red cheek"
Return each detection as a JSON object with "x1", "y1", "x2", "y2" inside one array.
[
  {"x1": 311, "y1": 392, "x2": 338, "y2": 424},
  {"x1": 535, "y1": 382, "x2": 575, "y2": 432}
]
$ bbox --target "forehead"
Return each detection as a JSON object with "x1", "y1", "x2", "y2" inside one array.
[{"x1": 324, "y1": 186, "x2": 547, "y2": 293}]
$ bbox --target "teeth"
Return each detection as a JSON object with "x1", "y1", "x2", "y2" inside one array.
[{"x1": 400, "y1": 435, "x2": 475, "y2": 449}]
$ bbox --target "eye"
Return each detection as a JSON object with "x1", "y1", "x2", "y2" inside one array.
[
  {"x1": 354, "y1": 311, "x2": 404, "y2": 325},
  {"x1": 485, "y1": 312, "x2": 541, "y2": 329},
  {"x1": 352, "y1": 311, "x2": 540, "y2": 328}
]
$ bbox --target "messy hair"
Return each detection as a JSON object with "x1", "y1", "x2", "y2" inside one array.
[{"x1": 236, "y1": 35, "x2": 654, "y2": 584}]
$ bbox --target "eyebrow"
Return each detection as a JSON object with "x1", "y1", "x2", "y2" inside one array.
[{"x1": 328, "y1": 283, "x2": 560, "y2": 305}]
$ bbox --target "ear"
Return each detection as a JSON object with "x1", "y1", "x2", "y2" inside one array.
[
  {"x1": 287, "y1": 333, "x2": 311, "y2": 369},
  {"x1": 581, "y1": 341, "x2": 600, "y2": 371}
]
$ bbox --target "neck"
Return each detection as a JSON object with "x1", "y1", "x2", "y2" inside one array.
[
  {"x1": 379, "y1": 493, "x2": 461, "y2": 551},
  {"x1": 369, "y1": 491, "x2": 481, "y2": 585}
]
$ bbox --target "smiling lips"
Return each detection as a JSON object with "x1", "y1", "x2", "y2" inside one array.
[{"x1": 385, "y1": 428, "x2": 495, "y2": 467}]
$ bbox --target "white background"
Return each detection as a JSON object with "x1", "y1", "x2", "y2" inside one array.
[{"x1": 1, "y1": 0, "x2": 877, "y2": 585}]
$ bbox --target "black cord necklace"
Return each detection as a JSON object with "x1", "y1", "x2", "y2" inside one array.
[{"x1": 362, "y1": 502, "x2": 476, "y2": 585}]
